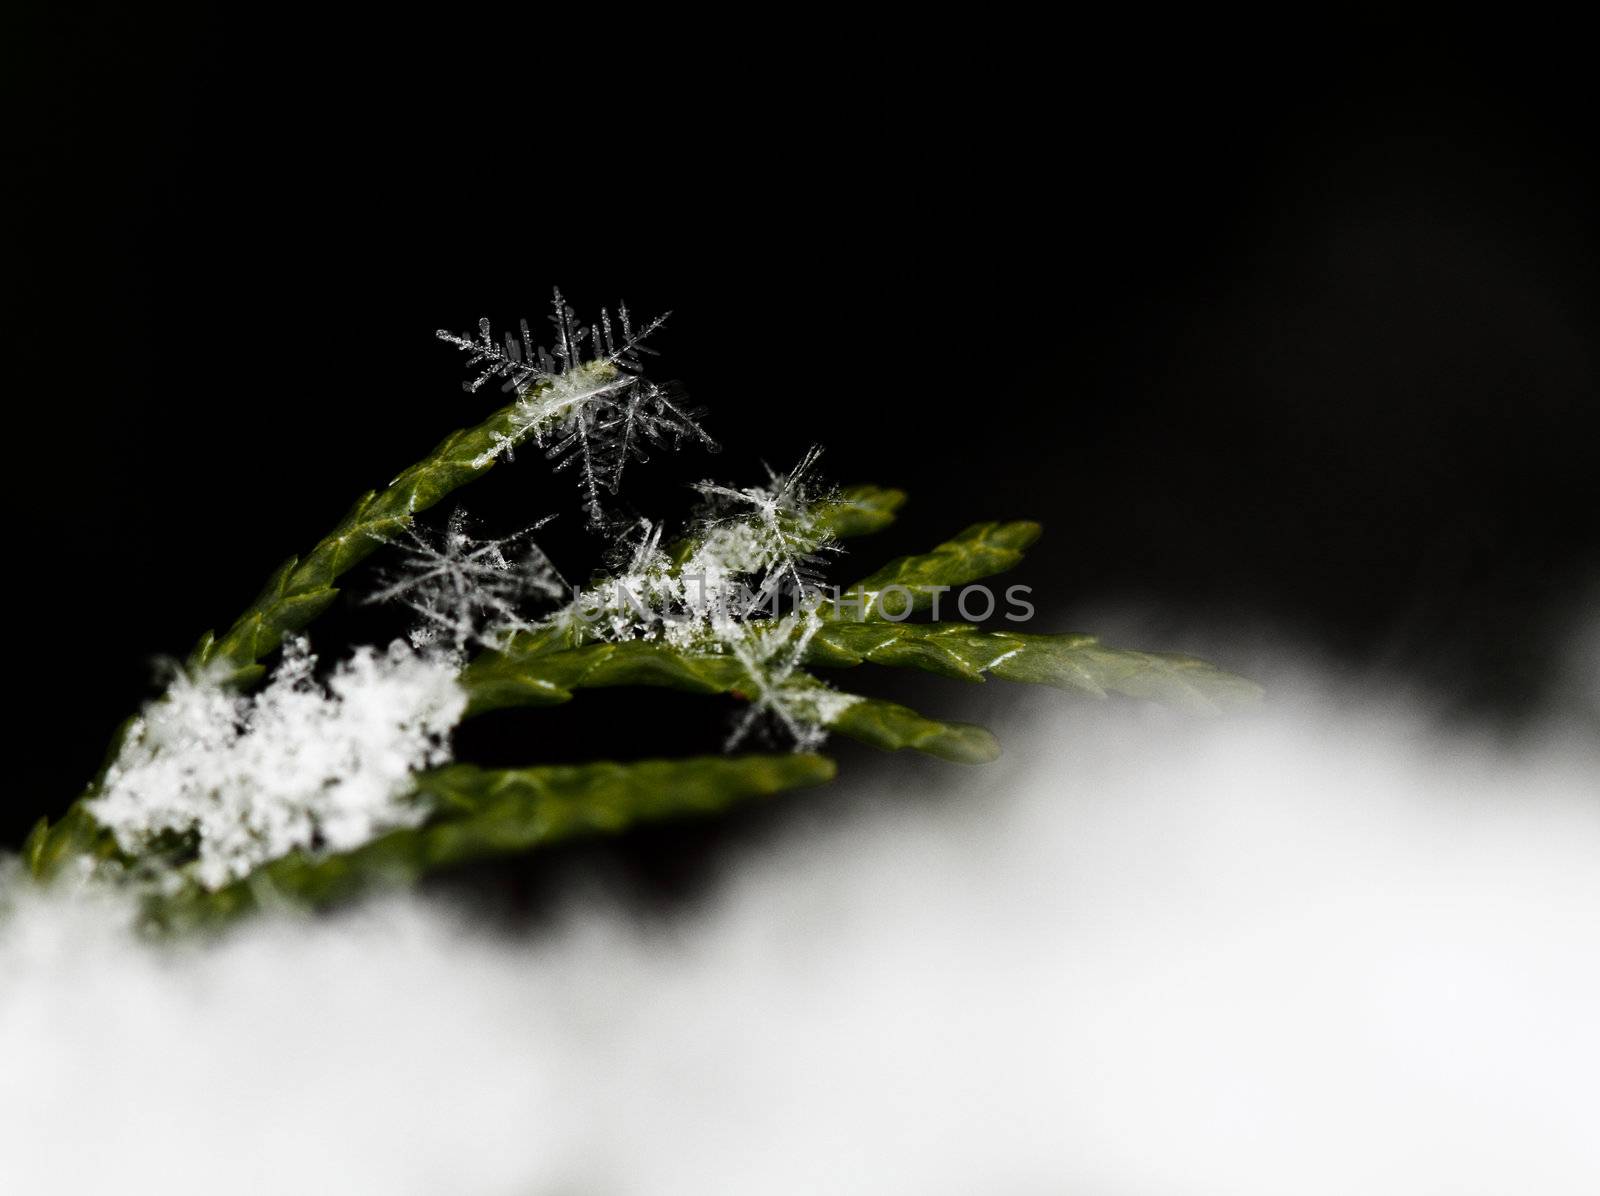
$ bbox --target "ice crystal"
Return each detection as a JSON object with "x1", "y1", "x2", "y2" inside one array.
[
  {"x1": 88, "y1": 639, "x2": 466, "y2": 891},
  {"x1": 689, "y1": 445, "x2": 838, "y2": 617},
  {"x1": 722, "y1": 614, "x2": 859, "y2": 752},
  {"x1": 553, "y1": 519, "x2": 684, "y2": 645},
  {"x1": 523, "y1": 449, "x2": 854, "y2": 750},
  {"x1": 682, "y1": 452, "x2": 854, "y2": 749},
  {"x1": 366, "y1": 509, "x2": 564, "y2": 654},
  {"x1": 438, "y1": 290, "x2": 716, "y2": 524},
  {"x1": 536, "y1": 449, "x2": 840, "y2": 651}
]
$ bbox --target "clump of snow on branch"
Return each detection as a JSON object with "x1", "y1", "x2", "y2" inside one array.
[
  {"x1": 366, "y1": 508, "x2": 565, "y2": 654},
  {"x1": 87, "y1": 639, "x2": 466, "y2": 891},
  {"x1": 438, "y1": 289, "x2": 717, "y2": 525}
]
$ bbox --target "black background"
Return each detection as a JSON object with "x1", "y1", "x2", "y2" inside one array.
[{"x1": 9, "y1": 15, "x2": 1597, "y2": 867}]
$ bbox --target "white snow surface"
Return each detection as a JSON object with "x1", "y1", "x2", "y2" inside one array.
[{"x1": 5, "y1": 640, "x2": 1599, "y2": 1194}]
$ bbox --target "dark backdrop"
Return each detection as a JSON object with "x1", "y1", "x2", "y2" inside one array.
[{"x1": 10, "y1": 15, "x2": 1597, "y2": 863}]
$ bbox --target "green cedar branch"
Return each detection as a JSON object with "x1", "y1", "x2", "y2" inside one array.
[
  {"x1": 813, "y1": 484, "x2": 907, "y2": 541},
  {"x1": 826, "y1": 694, "x2": 1000, "y2": 762},
  {"x1": 37, "y1": 388, "x2": 560, "y2": 874},
  {"x1": 458, "y1": 639, "x2": 996, "y2": 761},
  {"x1": 190, "y1": 385, "x2": 563, "y2": 682},
  {"x1": 828, "y1": 521, "x2": 1041, "y2": 620}
]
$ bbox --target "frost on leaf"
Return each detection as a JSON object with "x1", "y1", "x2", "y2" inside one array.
[
  {"x1": 88, "y1": 639, "x2": 466, "y2": 892},
  {"x1": 438, "y1": 289, "x2": 716, "y2": 524},
  {"x1": 366, "y1": 508, "x2": 564, "y2": 654}
]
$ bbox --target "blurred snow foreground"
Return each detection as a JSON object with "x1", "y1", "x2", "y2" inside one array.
[{"x1": 4, "y1": 651, "x2": 1599, "y2": 1195}]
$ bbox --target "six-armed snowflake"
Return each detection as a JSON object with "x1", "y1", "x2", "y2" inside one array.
[{"x1": 438, "y1": 289, "x2": 717, "y2": 524}]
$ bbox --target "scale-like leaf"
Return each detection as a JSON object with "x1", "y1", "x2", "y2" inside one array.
[
  {"x1": 812, "y1": 484, "x2": 907, "y2": 542},
  {"x1": 150, "y1": 754, "x2": 837, "y2": 928},
  {"x1": 21, "y1": 803, "x2": 117, "y2": 879},
  {"x1": 459, "y1": 638, "x2": 990, "y2": 759},
  {"x1": 665, "y1": 482, "x2": 906, "y2": 568},
  {"x1": 828, "y1": 696, "x2": 999, "y2": 762},
  {"x1": 829, "y1": 521, "x2": 1041, "y2": 620},
  {"x1": 808, "y1": 622, "x2": 1262, "y2": 712},
  {"x1": 461, "y1": 640, "x2": 745, "y2": 712}
]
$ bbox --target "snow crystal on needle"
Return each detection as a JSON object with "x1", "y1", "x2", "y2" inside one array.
[
  {"x1": 88, "y1": 639, "x2": 466, "y2": 891},
  {"x1": 722, "y1": 613, "x2": 861, "y2": 753},
  {"x1": 550, "y1": 519, "x2": 682, "y2": 645},
  {"x1": 528, "y1": 448, "x2": 857, "y2": 750},
  {"x1": 438, "y1": 289, "x2": 716, "y2": 524},
  {"x1": 366, "y1": 508, "x2": 564, "y2": 654},
  {"x1": 689, "y1": 445, "x2": 837, "y2": 617},
  {"x1": 538, "y1": 448, "x2": 840, "y2": 653}
]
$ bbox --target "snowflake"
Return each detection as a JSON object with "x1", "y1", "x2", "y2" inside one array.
[
  {"x1": 550, "y1": 518, "x2": 688, "y2": 645},
  {"x1": 366, "y1": 508, "x2": 564, "y2": 654},
  {"x1": 392, "y1": 462, "x2": 854, "y2": 750},
  {"x1": 536, "y1": 449, "x2": 839, "y2": 655},
  {"x1": 722, "y1": 614, "x2": 858, "y2": 752},
  {"x1": 88, "y1": 638, "x2": 466, "y2": 891},
  {"x1": 689, "y1": 445, "x2": 838, "y2": 617},
  {"x1": 438, "y1": 289, "x2": 716, "y2": 524}
]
